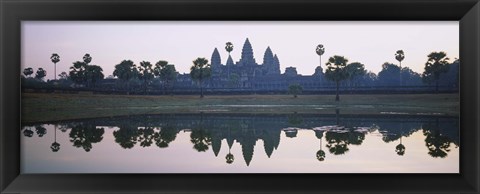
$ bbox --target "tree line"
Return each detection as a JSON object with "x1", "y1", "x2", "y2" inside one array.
[
  {"x1": 21, "y1": 44, "x2": 458, "y2": 100},
  {"x1": 22, "y1": 114, "x2": 458, "y2": 163},
  {"x1": 315, "y1": 44, "x2": 457, "y2": 101}
]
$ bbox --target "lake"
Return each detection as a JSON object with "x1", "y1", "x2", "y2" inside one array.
[{"x1": 21, "y1": 112, "x2": 459, "y2": 173}]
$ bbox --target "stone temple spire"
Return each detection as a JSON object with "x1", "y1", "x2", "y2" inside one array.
[
  {"x1": 211, "y1": 48, "x2": 222, "y2": 74},
  {"x1": 211, "y1": 48, "x2": 221, "y2": 67},
  {"x1": 226, "y1": 55, "x2": 234, "y2": 77},
  {"x1": 226, "y1": 55, "x2": 234, "y2": 66},
  {"x1": 242, "y1": 140, "x2": 255, "y2": 166},
  {"x1": 263, "y1": 46, "x2": 274, "y2": 67},
  {"x1": 239, "y1": 38, "x2": 256, "y2": 66},
  {"x1": 271, "y1": 54, "x2": 281, "y2": 75}
]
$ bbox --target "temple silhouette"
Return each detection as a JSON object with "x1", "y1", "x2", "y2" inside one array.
[
  {"x1": 23, "y1": 113, "x2": 459, "y2": 166},
  {"x1": 176, "y1": 38, "x2": 325, "y2": 91}
]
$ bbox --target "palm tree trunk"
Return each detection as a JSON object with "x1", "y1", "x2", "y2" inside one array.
[
  {"x1": 319, "y1": 56, "x2": 323, "y2": 83},
  {"x1": 335, "y1": 81, "x2": 340, "y2": 101},
  {"x1": 228, "y1": 53, "x2": 231, "y2": 78},
  {"x1": 54, "y1": 63, "x2": 57, "y2": 81},
  {"x1": 435, "y1": 79, "x2": 439, "y2": 93},
  {"x1": 399, "y1": 61, "x2": 402, "y2": 87}
]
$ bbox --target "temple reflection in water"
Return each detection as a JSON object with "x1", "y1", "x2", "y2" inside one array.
[{"x1": 21, "y1": 112, "x2": 459, "y2": 173}]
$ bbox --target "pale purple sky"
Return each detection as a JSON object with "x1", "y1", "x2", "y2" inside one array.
[{"x1": 22, "y1": 21, "x2": 459, "y2": 80}]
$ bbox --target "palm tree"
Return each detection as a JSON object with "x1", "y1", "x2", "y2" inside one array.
[
  {"x1": 75, "y1": 53, "x2": 99, "y2": 87},
  {"x1": 324, "y1": 55, "x2": 349, "y2": 101},
  {"x1": 316, "y1": 44, "x2": 325, "y2": 69},
  {"x1": 138, "y1": 61, "x2": 154, "y2": 94},
  {"x1": 23, "y1": 67, "x2": 34, "y2": 78},
  {"x1": 85, "y1": 65, "x2": 104, "y2": 88},
  {"x1": 345, "y1": 62, "x2": 366, "y2": 88},
  {"x1": 35, "y1": 68, "x2": 47, "y2": 81},
  {"x1": 83, "y1": 53, "x2": 92, "y2": 64},
  {"x1": 154, "y1": 60, "x2": 168, "y2": 94},
  {"x1": 225, "y1": 42, "x2": 234, "y2": 77},
  {"x1": 422, "y1": 51, "x2": 450, "y2": 92},
  {"x1": 154, "y1": 61, "x2": 178, "y2": 95},
  {"x1": 58, "y1": 72, "x2": 69, "y2": 80},
  {"x1": 113, "y1": 60, "x2": 137, "y2": 94},
  {"x1": 51, "y1": 53, "x2": 60, "y2": 80},
  {"x1": 225, "y1": 42, "x2": 234, "y2": 56},
  {"x1": 69, "y1": 61, "x2": 88, "y2": 87},
  {"x1": 395, "y1": 50, "x2": 405, "y2": 69},
  {"x1": 395, "y1": 50, "x2": 405, "y2": 86},
  {"x1": 190, "y1": 58, "x2": 211, "y2": 98}
]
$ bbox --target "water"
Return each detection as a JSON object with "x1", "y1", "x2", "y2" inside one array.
[{"x1": 21, "y1": 113, "x2": 459, "y2": 173}]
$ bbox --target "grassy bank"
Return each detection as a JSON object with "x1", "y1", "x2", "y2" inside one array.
[{"x1": 21, "y1": 93, "x2": 459, "y2": 122}]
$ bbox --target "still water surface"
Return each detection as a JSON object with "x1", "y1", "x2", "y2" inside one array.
[{"x1": 21, "y1": 113, "x2": 459, "y2": 173}]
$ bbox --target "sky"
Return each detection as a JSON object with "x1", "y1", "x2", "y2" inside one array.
[{"x1": 21, "y1": 21, "x2": 459, "y2": 80}]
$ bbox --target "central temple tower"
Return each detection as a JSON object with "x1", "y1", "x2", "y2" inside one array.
[{"x1": 238, "y1": 38, "x2": 257, "y2": 66}]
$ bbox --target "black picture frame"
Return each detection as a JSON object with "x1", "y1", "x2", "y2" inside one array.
[{"x1": 1, "y1": 0, "x2": 479, "y2": 193}]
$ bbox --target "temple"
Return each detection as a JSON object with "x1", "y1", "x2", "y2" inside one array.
[{"x1": 176, "y1": 38, "x2": 326, "y2": 92}]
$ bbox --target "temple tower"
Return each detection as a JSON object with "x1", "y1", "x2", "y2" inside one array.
[
  {"x1": 262, "y1": 47, "x2": 274, "y2": 75},
  {"x1": 211, "y1": 48, "x2": 222, "y2": 74},
  {"x1": 226, "y1": 55, "x2": 234, "y2": 77},
  {"x1": 261, "y1": 47, "x2": 281, "y2": 75},
  {"x1": 226, "y1": 55, "x2": 234, "y2": 66},
  {"x1": 238, "y1": 38, "x2": 256, "y2": 66},
  {"x1": 272, "y1": 54, "x2": 281, "y2": 75},
  {"x1": 263, "y1": 46, "x2": 274, "y2": 66}
]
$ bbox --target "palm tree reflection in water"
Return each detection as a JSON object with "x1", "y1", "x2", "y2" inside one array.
[
  {"x1": 190, "y1": 114, "x2": 212, "y2": 152},
  {"x1": 226, "y1": 147, "x2": 235, "y2": 164},
  {"x1": 396, "y1": 137, "x2": 406, "y2": 156},
  {"x1": 422, "y1": 118, "x2": 457, "y2": 158},
  {"x1": 22, "y1": 113, "x2": 459, "y2": 167},
  {"x1": 190, "y1": 129, "x2": 212, "y2": 152},
  {"x1": 316, "y1": 130, "x2": 326, "y2": 162},
  {"x1": 50, "y1": 125, "x2": 60, "y2": 152},
  {"x1": 69, "y1": 123, "x2": 105, "y2": 152},
  {"x1": 225, "y1": 127, "x2": 235, "y2": 164}
]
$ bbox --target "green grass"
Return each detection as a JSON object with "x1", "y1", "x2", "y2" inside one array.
[{"x1": 21, "y1": 92, "x2": 459, "y2": 123}]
